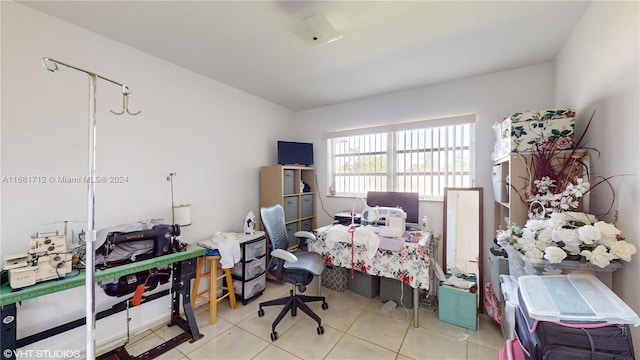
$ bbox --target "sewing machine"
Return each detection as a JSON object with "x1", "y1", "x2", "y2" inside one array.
[
  {"x1": 7, "y1": 233, "x2": 72, "y2": 289},
  {"x1": 362, "y1": 206, "x2": 407, "y2": 237},
  {"x1": 96, "y1": 224, "x2": 183, "y2": 297}
]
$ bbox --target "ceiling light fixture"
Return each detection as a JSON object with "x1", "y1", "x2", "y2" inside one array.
[{"x1": 292, "y1": 14, "x2": 343, "y2": 47}]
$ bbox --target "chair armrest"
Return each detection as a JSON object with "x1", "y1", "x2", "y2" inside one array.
[
  {"x1": 271, "y1": 249, "x2": 298, "y2": 263},
  {"x1": 294, "y1": 231, "x2": 316, "y2": 241}
]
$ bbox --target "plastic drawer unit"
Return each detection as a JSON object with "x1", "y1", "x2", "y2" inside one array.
[
  {"x1": 232, "y1": 231, "x2": 267, "y2": 305},
  {"x1": 438, "y1": 275, "x2": 478, "y2": 330}
]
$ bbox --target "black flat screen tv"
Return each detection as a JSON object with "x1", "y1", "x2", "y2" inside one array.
[{"x1": 277, "y1": 141, "x2": 314, "y2": 166}]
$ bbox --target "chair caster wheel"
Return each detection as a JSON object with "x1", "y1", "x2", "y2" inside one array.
[
  {"x1": 322, "y1": 302, "x2": 329, "y2": 310},
  {"x1": 271, "y1": 331, "x2": 278, "y2": 341},
  {"x1": 317, "y1": 326, "x2": 324, "y2": 335},
  {"x1": 258, "y1": 309, "x2": 264, "y2": 317}
]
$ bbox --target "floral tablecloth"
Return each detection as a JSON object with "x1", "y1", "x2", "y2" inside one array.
[{"x1": 310, "y1": 225, "x2": 432, "y2": 290}]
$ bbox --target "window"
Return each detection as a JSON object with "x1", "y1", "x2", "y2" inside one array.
[{"x1": 326, "y1": 114, "x2": 475, "y2": 200}]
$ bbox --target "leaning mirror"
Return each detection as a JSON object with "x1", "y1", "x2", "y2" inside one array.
[{"x1": 443, "y1": 187, "x2": 484, "y2": 312}]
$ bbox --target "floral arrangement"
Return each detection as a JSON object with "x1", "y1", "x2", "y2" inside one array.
[
  {"x1": 497, "y1": 211, "x2": 636, "y2": 268},
  {"x1": 498, "y1": 111, "x2": 636, "y2": 268}
]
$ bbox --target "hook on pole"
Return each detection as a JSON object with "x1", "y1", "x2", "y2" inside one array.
[{"x1": 111, "y1": 85, "x2": 141, "y2": 116}]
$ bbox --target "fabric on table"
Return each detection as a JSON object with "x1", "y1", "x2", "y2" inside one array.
[
  {"x1": 325, "y1": 225, "x2": 380, "y2": 259},
  {"x1": 198, "y1": 232, "x2": 241, "y2": 268}
]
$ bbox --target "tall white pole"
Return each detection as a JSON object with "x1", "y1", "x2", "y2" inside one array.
[{"x1": 85, "y1": 73, "x2": 97, "y2": 360}]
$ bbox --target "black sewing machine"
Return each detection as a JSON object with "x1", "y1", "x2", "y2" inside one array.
[{"x1": 96, "y1": 224, "x2": 185, "y2": 297}]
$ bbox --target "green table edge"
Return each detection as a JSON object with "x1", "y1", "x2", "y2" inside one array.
[{"x1": 1, "y1": 246, "x2": 205, "y2": 306}]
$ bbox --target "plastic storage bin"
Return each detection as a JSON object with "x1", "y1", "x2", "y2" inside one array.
[
  {"x1": 233, "y1": 274, "x2": 266, "y2": 301},
  {"x1": 348, "y1": 271, "x2": 380, "y2": 298},
  {"x1": 231, "y1": 256, "x2": 266, "y2": 279},
  {"x1": 518, "y1": 274, "x2": 640, "y2": 325},
  {"x1": 489, "y1": 251, "x2": 509, "y2": 303},
  {"x1": 241, "y1": 239, "x2": 266, "y2": 261},
  {"x1": 380, "y1": 276, "x2": 413, "y2": 308},
  {"x1": 503, "y1": 244, "x2": 621, "y2": 289},
  {"x1": 499, "y1": 274, "x2": 518, "y2": 339}
]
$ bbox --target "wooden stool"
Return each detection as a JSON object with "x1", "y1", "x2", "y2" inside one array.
[{"x1": 191, "y1": 255, "x2": 237, "y2": 324}]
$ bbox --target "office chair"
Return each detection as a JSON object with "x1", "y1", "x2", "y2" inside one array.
[{"x1": 258, "y1": 204, "x2": 328, "y2": 341}]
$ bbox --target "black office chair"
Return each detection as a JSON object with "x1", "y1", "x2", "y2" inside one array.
[{"x1": 258, "y1": 204, "x2": 328, "y2": 341}]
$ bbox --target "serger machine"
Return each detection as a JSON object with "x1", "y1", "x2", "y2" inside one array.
[{"x1": 7, "y1": 233, "x2": 73, "y2": 289}]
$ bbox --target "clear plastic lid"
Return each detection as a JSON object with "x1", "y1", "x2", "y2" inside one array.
[{"x1": 518, "y1": 274, "x2": 640, "y2": 326}]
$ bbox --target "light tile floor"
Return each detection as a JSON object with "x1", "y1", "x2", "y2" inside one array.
[{"x1": 106, "y1": 279, "x2": 505, "y2": 360}]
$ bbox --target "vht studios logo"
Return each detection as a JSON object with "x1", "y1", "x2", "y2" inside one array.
[{"x1": 3, "y1": 349, "x2": 80, "y2": 359}]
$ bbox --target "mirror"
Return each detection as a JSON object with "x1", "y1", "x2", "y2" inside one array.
[{"x1": 443, "y1": 187, "x2": 484, "y2": 313}]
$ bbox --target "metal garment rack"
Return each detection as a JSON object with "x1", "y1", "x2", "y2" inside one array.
[{"x1": 41, "y1": 58, "x2": 140, "y2": 360}]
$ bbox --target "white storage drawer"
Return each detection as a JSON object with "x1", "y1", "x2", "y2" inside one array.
[
  {"x1": 231, "y1": 257, "x2": 266, "y2": 279},
  {"x1": 242, "y1": 239, "x2": 266, "y2": 261},
  {"x1": 234, "y1": 274, "x2": 266, "y2": 300}
]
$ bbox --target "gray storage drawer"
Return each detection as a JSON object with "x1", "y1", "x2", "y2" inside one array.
[
  {"x1": 286, "y1": 223, "x2": 298, "y2": 248},
  {"x1": 301, "y1": 194, "x2": 314, "y2": 218},
  {"x1": 300, "y1": 219, "x2": 312, "y2": 231},
  {"x1": 283, "y1": 170, "x2": 295, "y2": 195},
  {"x1": 283, "y1": 197, "x2": 298, "y2": 221}
]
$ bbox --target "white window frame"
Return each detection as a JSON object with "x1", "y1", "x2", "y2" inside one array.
[{"x1": 325, "y1": 114, "x2": 476, "y2": 201}]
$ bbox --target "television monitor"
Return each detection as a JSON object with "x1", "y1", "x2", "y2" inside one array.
[
  {"x1": 366, "y1": 191, "x2": 419, "y2": 224},
  {"x1": 277, "y1": 141, "x2": 314, "y2": 166}
]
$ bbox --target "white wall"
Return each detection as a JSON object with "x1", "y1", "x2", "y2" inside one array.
[
  {"x1": 295, "y1": 62, "x2": 556, "y2": 282},
  {"x1": 555, "y1": 0, "x2": 640, "y2": 343},
  {"x1": 1, "y1": 1, "x2": 295, "y2": 354}
]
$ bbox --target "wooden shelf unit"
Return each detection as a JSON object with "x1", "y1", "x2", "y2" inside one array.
[
  {"x1": 260, "y1": 165, "x2": 316, "y2": 249},
  {"x1": 492, "y1": 150, "x2": 590, "y2": 234}
]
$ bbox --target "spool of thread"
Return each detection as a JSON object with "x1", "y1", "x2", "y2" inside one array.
[{"x1": 173, "y1": 204, "x2": 192, "y2": 226}]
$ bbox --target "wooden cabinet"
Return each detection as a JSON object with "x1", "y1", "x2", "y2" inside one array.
[{"x1": 260, "y1": 165, "x2": 316, "y2": 249}]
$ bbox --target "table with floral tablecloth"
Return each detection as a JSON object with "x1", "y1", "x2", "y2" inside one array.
[
  {"x1": 309, "y1": 225, "x2": 436, "y2": 326},
  {"x1": 310, "y1": 225, "x2": 432, "y2": 290}
]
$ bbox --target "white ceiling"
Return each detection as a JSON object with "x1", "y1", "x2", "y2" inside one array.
[{"x1": 19, "y1": 1, "x2": 591, "y2": 111}]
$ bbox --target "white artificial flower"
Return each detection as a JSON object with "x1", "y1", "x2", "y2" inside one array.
[
  {"x1": 549, "y1": 212, "x2": 570, "y2": 223},
  {"x1": 521, "y1": 228, "x2": 536, "y2": 242},
  {"x1": 544, "y1": 246, "x2": 568, "y2": 263},
  {"x1": 537, "y1": 227, "x2": 553, "y2": 243},
  {"x1": 525, "y1": 219, "x2": 547, "y2": 231},
  {"x1": 580, "y1": 245, "x2": 616, "y2": 268},
  {"x1": 594, "y1": 221, "x2": 621, "y2": 239},
  {"x1": 524, "y1": 248, "x2": 543, "y2": 260},
  {"x1": 610, "y1": 241, "x2": 637, "y2": 262},
  {"x1": 577, "y1": 225, "x2": 601, "y2": 244},
  {"x1": 564, "y1": 212, "x2": 597, "y2": 224},
  {"x1": 552, "y1": 228, "x2": 579, "y2": 245},
  {"x1": 535, "y1": 238, "x2": 553, "y2": 251}
]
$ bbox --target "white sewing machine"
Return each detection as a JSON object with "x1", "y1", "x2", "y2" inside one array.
[
  {"x1": 6, "y1": 233, "x2": 72, "y2": 289},
  {"x1": 362, "y1": 206, "x2": 407, "y2": 238}
]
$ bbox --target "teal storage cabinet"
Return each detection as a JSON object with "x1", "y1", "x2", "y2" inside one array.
[{"x1": 438, "y1": 275, "x2": 477, "y2": 330}]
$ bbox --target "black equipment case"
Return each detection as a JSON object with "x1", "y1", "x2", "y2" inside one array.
[{"x1": 514, "y1": 288, "x2": 636, "y2": 360}]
